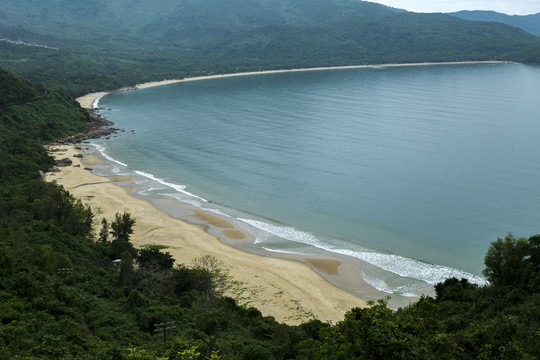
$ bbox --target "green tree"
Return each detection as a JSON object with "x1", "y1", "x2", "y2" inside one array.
[
  {"x1": 137, "y1": 248, "x2": 175, "y2": 270},
  {"x1": 99, "y1": 217, "x2": 110, "y2": 243},
  {"x1": 109, "y1": 238, "x2": 137, "y2": 259},
  {"x1": 111, "y1": 212, "x2": 135, "y2": 242},
  {"x1": 483, "y1": 233, "x2": 535, "y2": 289},
  {"x1": 119, "y1": 251, "x2": 135, "y2": 286}
]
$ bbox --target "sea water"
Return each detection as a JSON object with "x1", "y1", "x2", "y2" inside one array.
[{"x1": 91, "y1": 63, "x2": 540, "y2": 303}]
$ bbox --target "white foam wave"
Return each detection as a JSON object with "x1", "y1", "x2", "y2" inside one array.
[
  {"x1": 89, "y1": 144, "x2": 207, "y2": 203},
  {"x1": 337, "y1": 249, "x2": 488, "y2": 286},
  {"x1": 204, "y1": 207, "x2": 231, "y2": 217},
  {"x1": 93, "y1": 144, "x2": 128, "y2": 167},
  {"x1": 92, "y1": 94, "x2": 106, "y2": 109},
  {"x1": 134, "y1": 170, "x2": 207, "y2": 201},
  {"x1": 361, "y1": 272, "x2": 420, "y2": 297},
  {"x1": 238, "y1": 218, "x2": 488, "y2": 286},
  {"x1": 361, "y1": 272, "x2": 395, "y2": 294},
  {"x1": 163, "y1": 193, "x2": 203, "y2": 208},
  {"x1": 261, "y1": 247, "x2": 305, "y2": 255},
  {"x1": 239, "y1": 218, "x2": 326, "y2": 247},
  {"x1": 148, "y1": 187, "x2": 167, "y2": 192}
]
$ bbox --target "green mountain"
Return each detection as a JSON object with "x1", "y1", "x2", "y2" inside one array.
[
  {"x1": 1, "y1": 0, "x2": 540, "y2": 95},
  {"x1": 450, "y1": 10, "x2": 540, "y2": 37}
]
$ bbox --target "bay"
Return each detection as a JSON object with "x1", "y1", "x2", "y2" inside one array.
[{"x1": 93, "y1": 62, "x2": 540, "y2": 302}]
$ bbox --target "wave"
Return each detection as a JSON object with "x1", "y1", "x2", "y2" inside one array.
[
  {"x1": 361, "y1": 271, "x2": 420, "y2": 297},
  {"x1": 93, "y1": 144, "x2": 128, "y2": 167},
  {"x1": 93, "y1": 94, "x2": 106, "y2": 109},
  {"x1": 332, "y1": 249, "x2": 488, "y2": 286},
  {"x1": 238, "y1": 218, "x2": 488, "y2": 287},
  {"x1": 239, "y1": 218, "x2": 328, "y2": 247},
  {"x1": 133, "y1": 170, "x2": 207, "y2": 201},
  {"x1": 163, "y1": 193, "x2": 204, "y2": 208},
  {"x1": 90, "y1": 143, "x2": 207, "y2": 202},
  {"x1": 261, "y1": 247, "x2": 306, "y2": 255}
]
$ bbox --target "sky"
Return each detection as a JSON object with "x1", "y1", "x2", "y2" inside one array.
[{"x1": 370, "y1": 1, "x2": 540, "y2": 15}]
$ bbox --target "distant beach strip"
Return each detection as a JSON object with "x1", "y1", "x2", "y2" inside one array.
[{"x1": 77, "y1": 61, "x2": 508, "y2": 109}]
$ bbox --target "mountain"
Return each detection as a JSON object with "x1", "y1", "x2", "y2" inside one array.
[
  {"x1": 1, "y1": 0, "x2": 540, "y2": 95},
  {"x1": 450, "y1": 10, "x2": 540, "y2": 37}
]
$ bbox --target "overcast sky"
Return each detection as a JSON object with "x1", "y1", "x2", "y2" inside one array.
[{"x1": 370, "y1": 1, "x2": 540, "y2": 15}]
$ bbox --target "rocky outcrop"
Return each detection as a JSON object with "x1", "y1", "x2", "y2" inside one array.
[
  {"x1": 51, "y1": 109, "x2": 120, "y2": 145},
  {"x1": 55, "y1": 158, "x2": 72, "y2": 167}
]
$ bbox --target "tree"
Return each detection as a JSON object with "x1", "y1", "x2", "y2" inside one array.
[
  {"x1": 99, "y1": 217, "x2": 109, "y2": 243},
  {"x1": 191, "y1": 255, "x2": 230, "y2": 308},
  {"x1": 434, "y1": 277, "x2": 477, "y2": 302},
  {"x1": 109, "y1": 238, "x2": 137, "y2": 259},
  {"x1": 137, "y1": 248, "x2": 174, "y2": 270},
  {"x1": 111, "y1": 212, "x2": 135, "y2": 242},
  {"x1": 483, "y1": 233, "x2": 537, "y2": 290},
  {"x1": 119, "y1": 251, "x2": 135, "y2": 286}
]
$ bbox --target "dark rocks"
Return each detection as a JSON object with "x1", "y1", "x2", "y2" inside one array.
[
  {"x1": 51, "y1": 109, "x2": 119, "y2": 145},
  {"x1": 55, "y1": 158, "x2": 72, "y2": 167}
]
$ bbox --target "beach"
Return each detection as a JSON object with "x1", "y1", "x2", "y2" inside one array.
[{"x1": 47, "y1": 139, "x2": 365, "y2": 325}]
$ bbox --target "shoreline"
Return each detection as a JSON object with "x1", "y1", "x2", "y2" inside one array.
[
  {"x1": 46, "y1": 145, "x2": 367, "y2": 324},
  {"x1": 76, "y1": 60, "x2": 508, "y2": 109}
]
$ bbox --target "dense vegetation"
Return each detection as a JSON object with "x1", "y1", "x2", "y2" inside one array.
[
  {"x1": 450, "y1": 10, "x2": 540, "y2": 37},
  {"x1": 1, "y1": 0, "x2": 540, "y2": 96},
  {"x1": 1, "y1": 68, "x2": 539, "y2": 358}
]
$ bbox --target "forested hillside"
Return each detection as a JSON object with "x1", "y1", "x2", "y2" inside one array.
[
  {"x1": 450, "y1": 10, "x2": 540, "y2": 37},
  {"x1": 1, "y1": 0, "x2": 540, "y2": 96},
  {"x1": 1, "y1": 68, "x2": 539, "y2": 359}
]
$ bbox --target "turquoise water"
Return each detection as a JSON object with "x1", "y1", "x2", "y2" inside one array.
[{"x1": 93, "y1": 63, "x2": 540, "y2": 300}]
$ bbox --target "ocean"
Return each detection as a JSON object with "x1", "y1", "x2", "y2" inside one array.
[{"x1": 88, "y1": 62, "x2": 540, "y2": 306}]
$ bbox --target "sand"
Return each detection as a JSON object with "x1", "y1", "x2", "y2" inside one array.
[{"x1": 45, "y1": 146, "x2": 365, "y2": 324}]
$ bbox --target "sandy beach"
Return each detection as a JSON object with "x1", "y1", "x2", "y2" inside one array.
[{"x1": 46, "y1": 145, "x2": 365, "y2": 324}]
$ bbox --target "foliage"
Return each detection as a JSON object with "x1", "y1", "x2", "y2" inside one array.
[
  {"x1": 450, "y1": 10, "x2": 540, "y2": 37},
  {"x1": 111, "y1": 211, "x2": 136, "y2": 242},
  {"x1": 483, "y1": 233, "x2": 540, "y2": 291},
  {"x1": 138, "y1": 247, "x2": 175, "y2": 270},
  {"x1": 99, "y1": 217, "x2": 109, "y2": 243}
]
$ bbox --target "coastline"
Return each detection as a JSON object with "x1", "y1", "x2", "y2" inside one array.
[{"x1": 76, "y1": 60, "x2": 508, "y2": 109}]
